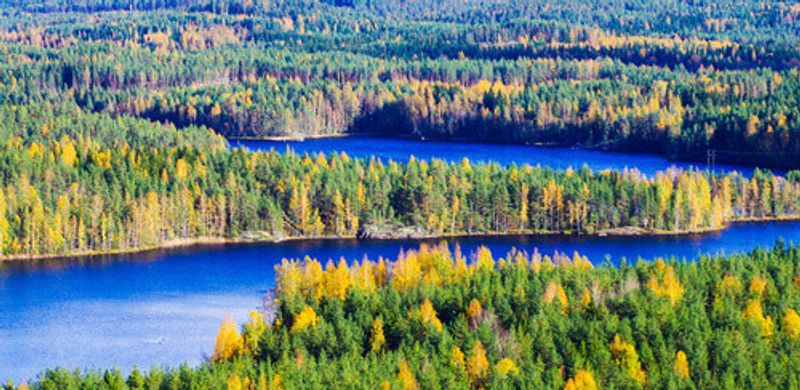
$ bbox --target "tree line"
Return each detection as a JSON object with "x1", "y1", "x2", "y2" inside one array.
[{"x1": 1, "y1": 101, "x2": 799, "y2": 258}]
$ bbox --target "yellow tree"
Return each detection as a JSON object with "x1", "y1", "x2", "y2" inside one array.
[
  {"x1": 543, "y1": 281, "x2": 569, "y2": 312},
  {"x1": 467, "y1": 299, "x2": 482, "y2": 327},
  {"x1": 674, "y1": 350, "x2": 690, "y2": 379},
  {"x1": 331, "y1": 190, "x2": 346, "y2": 235},
  {"x1": 227, "y1": 374, "x2": 242, "y2": 390},
  {"x1": 243, "y1": 310, "x2": 266, "y2": 354},
  {"x1": 291, "y1": 306, "x2": 319, "y2": 333},
  {"x1": 417, "y1": 299, "x2": 443, "y2": 332},
  {"x1": 743, "y1": 299, "x2": 774, "y2": 338},
  {"x1": 783, "y1": 309, "x2": 800, "y2": 341},
  {"x1": 213, "y1": 316, "x2": 243, "y2": 362},
  {"x1": 0, "y1": 188, "x2": 9, "y2": 254},
  {"x1": 609, "y1": 334, "x2": 647, "y2": 385},
  {"x1": 467, "y1": 341, "x2": 489, "y2": 386},
  {"x1": 495, "y1": 358, "x2": 520, "y2": 378},
  {"x1": 322, "y1": 259, "x2": 352, "y2": 300},
  {"x1": 564, "y1": 370, "x2": 598, "y2": 390},
  {"x1": 397, "y1": 361, "x2": 417, "y2": 390},
  {"x1": 370, "y1": 317, "x2": 386, "y2": 352},
  {"x1": 519, "y1": 182, "x2": 529, "y2": 230}
]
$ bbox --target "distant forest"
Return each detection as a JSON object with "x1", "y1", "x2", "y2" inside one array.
[{"x1": 0, "y1": 0, "x2": 797, "y2": 166}]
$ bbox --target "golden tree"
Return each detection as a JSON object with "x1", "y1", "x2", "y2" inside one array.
[
  {"x1": 397, "y1": 361, "x2": 417, "y2": 390},
  {"x1": 467, "y1": 341, "x2": 490, "y2": 386},
  {"x1": 370, "y1": 317, "x2": 386, "y2": 352},
  {"x1": 564, "y1": 370, "x2": 599, "y2": 390},
  {"x1": 291, "y1": 306, "x2": 319, "y2": 333},
  {"x1": 495, "y1": 358, "x2": 520, "y2": 378},
  {"x1": 417, "y1": 299, "x2": 443, "y2": 332},
  {"x1": 782, "y1": 309, "x2": 800, "y2": 341},
  {"x1": 743, "y1": 299, "x2": 774, "y2": 338},
  {"x1": 213, "y1": 315, "x2": 243, "y2": 363},
  {"x1": 609, "y1": 334, "x2": 647, "y2": 385},
  {"x1": 467, "y1": 299, "x2": 483, "y2": 327},
  {"x1": 674, "y1": 350, "x2": 690, "y2": 379}
]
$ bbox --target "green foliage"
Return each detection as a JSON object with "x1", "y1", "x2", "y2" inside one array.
[{"x1": 24, "y1": 242, "x2": 800, "y2": 388}]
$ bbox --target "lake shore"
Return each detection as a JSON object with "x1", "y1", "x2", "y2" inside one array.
[{"x1": 4, "y1": 216, "x2": 799, "y2": 262}]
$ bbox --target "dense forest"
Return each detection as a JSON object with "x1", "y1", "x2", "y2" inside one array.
[
  {"x1": 2, "y1": 100, "x2": 800, "y2": 258},
  {"x1": 17, "y1": 242, "x2": 800, "y2": 388},
  {"x1": 0, "y1": 0, "x2": 796, "y2": 165},
  {"x1": 2, "y1": 0, "x2": 800, "y2": 388}
]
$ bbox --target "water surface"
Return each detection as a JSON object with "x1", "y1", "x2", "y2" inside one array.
[
  {"x1": 232, "y1": 137, "x2": 766, "y2": 176},
  {"x1": 2, "y1": 220, "x2": 799, "y2": 383}
]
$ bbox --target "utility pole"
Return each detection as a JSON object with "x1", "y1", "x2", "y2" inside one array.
[{"x1": 707, "y1": 149, "x2": 716, "y2": 172}]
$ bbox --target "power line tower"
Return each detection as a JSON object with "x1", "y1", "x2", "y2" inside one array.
[{"x1": 707, "y1": 148, "x2": 716, "y2": 172}]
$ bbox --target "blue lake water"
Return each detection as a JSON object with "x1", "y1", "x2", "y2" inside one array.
[
  {"x1": 1, "y1": 137, "x2": 798, "y2": 383},
  {"x1": 232, "y1": 137, "x2": 769, "y2": 177},
  {"x1": 2, "y1": 221, "x2": 800, "y2": 382}
]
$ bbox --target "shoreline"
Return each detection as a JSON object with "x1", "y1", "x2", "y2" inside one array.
[
  {"x1": 225, "y1": 133, "x2": 792, "y2": 173},
  {"x1": 3, "y1": 216, "x2": 799, "y2": 263}
]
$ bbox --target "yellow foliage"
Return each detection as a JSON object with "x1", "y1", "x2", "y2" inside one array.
[
  {"x1": 543, "y1": 281, "x2": 569, "y2": 310},
  {"x1": 291, "y1": 306, "x2": 319, "y2": 333},
  {"x1": 647, "y1": 264, "x2": 684, "y2": 305},
  {"x1": 370, "y1": 317, "x2": 386, "y2": 352},
  {"x1": 580, "y1": 288, "x2": 592, "y2": 308},
  {"x1": 467, "y1": 341, "x2": 490, "y2": 385},
  {"x1": 743, "y1": 299, "x2": 774, "y2": 338},
  {"x1": 609, "y1": 335, "x2": 647, "y2": 385},
  {"x1": 243, "y1": 310, "x2": 266, "y2": 354},
  {"x1": 302, "y1": 258, "x2": 324, "y2": 299},
  {"x1": 467, "y1": 299, "x2": 482, "y2": 325},
  {"x1": 495, "y1": 358, "x2": 520, "y2": 377},
  {"x1": 564, "y1": 370, "x2": 599, "y2": 390},
  {"x1": 213, "y1": 316, "x2": 243, "y2": 363},
  {"x1": 674, "y1": 350, "x2": 690, "y2": 379},
  {"x1": 322, "y1": 259, "x2": 352, "y2": 300},
  {"x1": 717, "y1": 274, "x2": 742, "y2": 296},
  {"x1": 352, "y1": 260, "x2": 377, "y2": 293},
  {"x1": 397, "y1": 361, "x2": 417, "y2": 390},
  {"x1": 269, "y1": 374, "x2": 282, "y2": 390},
  {"x1": 417, "y1": 299, "x2": 443, "y2": 331},
  {"x1": 227, "y1": 374, "x2": 242, "y2": 390},
  {"x1": 571, "y1": 253, "x2": 593, "y2": 271},
  {"x1": 452, "y1": 346, "x2": 466, "y2": 369},
  {"x1": 175, "y1": 158, "x2": 189, "y2": 180},
  {"x1": 276, "y1": 259, "x2": 302, "y2": 298},
  {"x1": 749, "y1": 276, "x2": 768, "y2": 296},
  {"x1": 783, "y1": 309, "x2": 800, "y2": 341},
  {"x1": 60, "y1": 139, "x2": 78, "y2": 167},
  {"x1": 392, "y1": 250, "x2": 423, "y2": 291},
  {"x1": 475, "y1": 246, "x2": 495, "y2": 271}
]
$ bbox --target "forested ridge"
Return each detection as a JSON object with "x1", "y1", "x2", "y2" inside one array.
[
  {"x1": 2, "y1": 101, "x2": 800, "y2": 258},
  {"x1": 0, "y1": 0, "x2": 797, "y2": 165},
  {"x1": 19, "y1": 242, "x2": 800, "y2": 388}
]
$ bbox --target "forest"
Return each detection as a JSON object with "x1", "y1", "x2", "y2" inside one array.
[
  {"x1": 0, "y1": 0, "x2": 796, "y2": 166},
  {"x1": 18, "y1": 242, "x2": 800, "y2": 388},
  {"x1": 1, "y1": 0, "x2": 800, "y2": 388},
  {"x1": 2, "y1": 100, "x2": 800, "y2": 258}
]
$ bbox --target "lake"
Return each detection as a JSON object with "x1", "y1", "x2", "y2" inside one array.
[
  {"x1": 2, "y1": 220, "x2": 800, "y2": 382},
  {"x1": 1, "y1": 136, "x2": 797, "y2": 383},
  {"x1": 231, "y1": 137, "x2": 768, "y2": 177}
]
